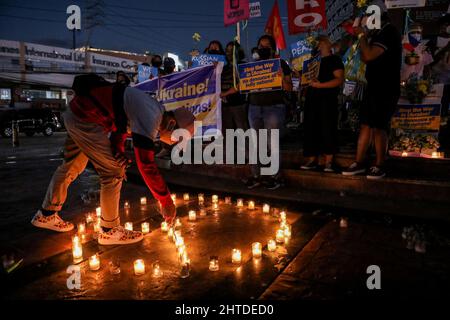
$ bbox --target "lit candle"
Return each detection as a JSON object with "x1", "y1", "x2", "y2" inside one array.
[
  {"x1": 152, "y1": 262, "x2": 162, "y2": 278},
  {"x1": 72, "y1": 235, "x2": 80, "y2": 245},
  {"x1": 175, "y1": 236, "x2": 184, "y2": 248},
  {"x1": 161, "y1": 221, "x2": 169, "y2": 232},
  {"x1": 124, "y1": 201, "x2": 130, "y2": 209},
  {"x1": 212, "y1": 194, "x2": 219, "y2": 203},
  {"x1": 171, "y1": 194, "x2": 177, "y2": 202},
  {"x1": 174, "y1": 230, "x2": 181, "y2": 242},
  {"x1": 168, "y1": 227, "x2": 174, "y2": 239},
  {"x1": 209, "y1": 256, "x2": 219, "y2": 271},
  {"x1": 72, "y1": 237, "x2": 83, "y2": 261},
  {"x1": 124, "y1": 222, "x2": 133, "y2": 231},
  {"x1": 180, "y1": 256, "x2": 190, "y2": 278},
  {"x1": 188, "y1": 210, "x2": 196, "y2": 221},
  {"x1": 248, "y1": 201, "x2": 255, "y2": 210},
  {"x1": 432, "y1": 151, "x2": 440, "y2": 159},
  {"x1": 134, "y1": 259, "x2": 145, "y2": 276},
  {"x1": 198, "y1": 193, "x2": 205, "y2": 203},
  {"x1": 276, "y1": 229, "x2": 285, "y2": 244},
  {"x1": 175, "y1": 218, "x2": 182, "y2": 229},
  {"x1": 225, "y1": 196, "x2": 232, "y2": 204},
  {"x1": 86, "y1": 213, "x2": 94, "y2": 224},
  {"x1": 177, "y1": 244, "x2": 186, "y2": 259},
  {"x1": 263, "y1": 204, "x2": 270, "y2": 214},
  {"x1": 141, "y1": 222, "x2": 150, "y2": 234},
  {"x1": 237, "y1": 199, "x2": 244, "y2": 208},
  {"x1": 93, "y1": 220, "x2": 101, "y2": 233},
  {"x1": 231, "y1": 248, "x2": 242, "y2": 264},
  {"x1": 199, "y1": 208, "x2": 207, "y2": 216},
  {"x1": 212, "y1": 203, "x2": 219, "y2": 211},
  {"x1": 183, "y1": 193, "x2": 190, "y2": 201},
  {"x1": 268, "y1": 239, "x2": 277, "y2": 252},
  {"x1": 339, "y1": 217, "x2": 348, "y2": 228},
  {"x1": 280, "y1": 220, "x2": 287, "y2": 229},
  {"x1": 402, "y1": 151, "x2": 408, "y2": 157},
  {"x1": 140, "y1": 197, "x2": 147, "y2": 205},
  {"x1": 252, "y1": 242, "x2": 262, "y2": 258},
  {"x1": 96, "y1": 207, "x2": 101, "y2": 218},
  {"x1": 280, "y1": 211, "x2": 287, "y2": 222},
  {"x1": 89, "y1": 254, "x2": 100, "y2": 271},
  {"x1": 78, "y1": 222, "x2": 86, "y2": 234},
  {"x1": 284, "y1": 224, "x2": 292, "y2": 238}
]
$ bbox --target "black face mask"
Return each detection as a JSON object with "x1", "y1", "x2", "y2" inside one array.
[
  {"x1": 152, "y1": 61, "x2": 162, "y2": 68},
  {"x1": 164, "y1": 66, "x2": 175, "y2": 74},
  {"x1": 258, "y1": 47, "x2": 272, "y2": 60},
  {"x1": 208, "y1": 50, "x2": 221, "y2": 55}
]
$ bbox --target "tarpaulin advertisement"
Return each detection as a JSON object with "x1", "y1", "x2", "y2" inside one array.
[
  {"x1": 134, "y1": 64, "x2": 223, "y2": 134},
  {"x1": 238, "y1": 58, "x2": 282, "y2": 93},
  {"x1": 287, "y1": 0, "x2": 327, "y2": 35}
]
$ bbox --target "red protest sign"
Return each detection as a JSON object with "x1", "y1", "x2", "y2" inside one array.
[
  {"x1": 287, "y1": 0, "x2": 327, "y2": 35},
  {"x1": 224, "y1": 0, "x2": 250, "y2": 27}
]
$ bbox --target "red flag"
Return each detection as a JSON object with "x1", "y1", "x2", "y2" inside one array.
[
  {"x1": 224, "y1": 0, "x2": 250, "y2": 27},
  {"x1": 287, "y1": 0, "x2": 327, "y2": 35},
  {"x1": 264, "y1": 0, "x2": 286, "y2": 50}
]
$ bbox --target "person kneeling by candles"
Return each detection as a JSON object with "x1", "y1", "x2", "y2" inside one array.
[{"x1": 31, "y1": 74, "x2": 194, "y2": 245}]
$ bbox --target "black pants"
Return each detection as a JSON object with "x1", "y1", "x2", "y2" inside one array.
[{"x1": 303, "y1": 92, "x2": 339, "y2": 157}]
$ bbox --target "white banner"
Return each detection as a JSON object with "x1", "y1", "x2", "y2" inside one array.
[
  {"x1": 90, "y1": 53, "x2": 136, "y2": 71},
  {"x1": 249, "y1": 2, "x2": 261, "y2": 18},
  {"x1": 23, "y1": 42, "x2": 85, "y2": 64}
]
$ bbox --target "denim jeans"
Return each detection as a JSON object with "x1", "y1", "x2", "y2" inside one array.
[{"x1": 248, "y1": 104, "x2": 285, "y2": 178}]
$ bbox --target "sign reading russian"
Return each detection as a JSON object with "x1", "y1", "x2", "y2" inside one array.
[
  {"x1": 391, "y1": 104, "x2": 441, "y2": 131},
  {"x1": 290, "y1": 39, "x2": 312, "y2": 71},
  {"x1": 238, "y1": 58, "x2": 282, "y2": 93},
  {"x1": 224, "y1": 0, "x2": 250, "y2": 27},
  {"x1": 134, "y1": 64, "x2": 223, "y2": 134},
  {"x1": 249, "y1": 2, "x2": 261, "y2": 18},
  {"x1": 191, "y1": 54, "x2": 226, "y2": 68},
  {"x1": 287, "y1": 0, "x2": 327, "y2": 35},
  {"x1": 301, "y1": 54, "x2": 321, "y2": 86}
]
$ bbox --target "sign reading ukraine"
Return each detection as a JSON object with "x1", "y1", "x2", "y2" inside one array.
[
  {"x1": 238, "y1": 58, "x2": 282, "y2": 93},
  {"x1": 134, "y1": 63, "x2": 223, "y2": 134},
  {"x1": 391, "y1": 104, "x2": 441, "y2": 131}
]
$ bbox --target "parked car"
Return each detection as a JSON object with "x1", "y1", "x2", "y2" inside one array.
[{"x1": 0, "y1": 108, "x2": 62, "y2": 138}]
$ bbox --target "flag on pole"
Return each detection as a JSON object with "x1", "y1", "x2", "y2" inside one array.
[{"x1": 264, "y1": 0, "x2": 286, "y2": 50}]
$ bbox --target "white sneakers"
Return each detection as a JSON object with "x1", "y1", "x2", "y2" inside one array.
[
  {"x1": 31, "y1": 210, "x2": 74, "y2": 232},
  {"x1": 98, "y1": 226, "x2": 143, "y2": 245}
]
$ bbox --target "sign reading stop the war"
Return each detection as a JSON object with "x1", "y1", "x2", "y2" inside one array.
[{"x1": 287, "y1": 0, "x2": 327, "y2": 35}]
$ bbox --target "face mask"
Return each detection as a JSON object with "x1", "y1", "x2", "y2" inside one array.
[
  {"x1": 152, "y1": 61, "x2": 162, "y2": 68},
  {"x1": 208, "y1": 50, "x2": 221, "y2": 55},
  {"x1": 252, "y1": 52, "x2": 260, "y2": 60},
  {"x1": 258, "y1": 47, "x2": 272, "y2": 60},
  {"x1": 410, "y1": 33, "x2": 422, "y2": 42}
]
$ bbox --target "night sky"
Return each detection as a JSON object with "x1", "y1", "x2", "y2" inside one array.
[{"x1": 0, "y1": 0, "x2": 303, "y2": 61}]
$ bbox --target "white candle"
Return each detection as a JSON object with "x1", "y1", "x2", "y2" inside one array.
[
  {"x1": 263, "y1": 204, "x2": 270, "y2": 214},
  {"x1": 161, "y1": 221, "x2": 169, "y2": 232},
  {"x1": 198, "y1": 193, "x2": 205, "y2": 203},
  {"x1": 225, "y1": 196, "x2": 232, "y2": 204},
  {"x1": 124, "y1": 201, "x2": 130, "y2": 209},
  {"x1": 252, "y1": 242, "x2": 262, "y2": 258},
  {"x1": 125, "y1": 222, "x2": 133, "y2": 231},
  {"x1": 280, "y1": 211, "x2": 287, "y2": 222},
  {"x1": 177, "y1": 244, "x2": 186, "y2": 259},
  {"x1": 402, "y1": 151, "x2": 408, "y2": 157},
  {"x1": 236, "y1": 199, "x2": 244, "y2": 208},
  {"x1": 140, "y1": 197, "x2": 147, "y2": 205},
  {"x1": 432, "y1": 151, "x2": 440, "y2": 159},
  {"x1": 175, "y1": 236, "x2": 184, "y2": 248},
  {"x1": 212, "y1": 194, "x2": 219, "y2": 203},
  {"x1": 284, "y1": 224, "x2": 292, "y2": 238},
  {"x1": 168, "y1": 227, "x2": 174, "y2": 239},
  {"x1": 77, "y1": 222, "x2": 85, "y2": 234},
  {"x1": 183, "y1": 193, "x2": 190, "y2": 201},
  {"x1": 212, "y1": 203, "x2": 219, "y2": 211},
  {"x1": 134, "y1": 259, "x2": 145, "y2": 276},
  {"x1": 96, "y1": 207, "x2": 101, "y2": 218},
  {"x1": 188, "y1": 210, "x2": 196, "y2": 221},
  {"x1": 93, "y1": 220, "x2": 101, "y2": 233},
  {"x1": 72, "y1": 238, "x2": 82, "y2": 261},
  {"x1": 209, "y1": 256, "x2": 219, "y2": 271},
  {"x1": 231, "y1": 248, "x2": 242, "y2": 264},
  {"x1": 86, "y1": 213, "x2": 94, "y2": 224},
  {"x1": 248, "y1": 201, "x2": 255, "y2": 210},
  {"x1": 152, "y1": 262, "x2": 162, "y2": 277},
  {"x1": 268, "y1": 239, "x2": 277, "y2": 252},
  {"x1": 175, "y1": 218, "x2": 182, "y2": 228},
  {"x1": 276, "y1": 229, "x2": 285, "y2": 244},
  {"x1": 89, "y1": 254, "x2": 100, "y2": 271},
  {"x1": 141, "y1": 222, "x2": 150, "y2": 234}
]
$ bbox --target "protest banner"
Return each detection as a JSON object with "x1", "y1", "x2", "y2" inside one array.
[
  {"x1": 137, "y1": 64, "x2": 151, "y2": 83},
  {"x1": 224, "y1": 0, "x2": 250, "y2": 26},
  {"x1": 290, "y1": 39, "x2": 312, "y2": 72},
  {"x1": 134, "y1": 64, "x2": 223, "y2": 135},
  {"x1": 301, "y1": 54, "x2": 321, "y2": 86},
  {"x1": 287, "y1": 0, "x2": 327, "y2": 35},
  {"x1": 191, "y1": 54, "x2": 226, "y2": 68},
  {"x1": 391, "y1": 103, "x2": 441, "y2": 131},
  {"x1": 237, "y1": 58, "x2": 282, "y2": 93},
  {"x1": 249, "y1": 2, "x2": 261, "y2": 18}
]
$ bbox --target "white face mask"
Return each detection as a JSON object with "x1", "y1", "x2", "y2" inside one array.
[{"x1": 252, "y1": 52, "x2": 260, "y2": 60}]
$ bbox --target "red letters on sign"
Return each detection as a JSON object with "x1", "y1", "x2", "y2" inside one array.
[{"x1": 287, "y1": 0, "x2": 327, "y2": 35}]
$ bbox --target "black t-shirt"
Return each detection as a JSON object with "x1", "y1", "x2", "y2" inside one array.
[
  {"x1": 308, "y1": 54, "x2": 344, "y2": 97},
  {"x1": 248, "y1": 59, "x2": 292, "y2": 106},
  {"x1": 365, "y1": 22, "x2": 402, "y2": 95},
  {"x1": 221, "y1": 63, "x2": 246, "y2": 107}
]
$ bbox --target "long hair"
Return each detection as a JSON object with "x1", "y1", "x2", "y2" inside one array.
[
  {"x1": 257, "y1": 34, "x2": 276, "y2": 50},
  {"x1": 204, "y1": 40, "x2": 225, "y2": 55}
]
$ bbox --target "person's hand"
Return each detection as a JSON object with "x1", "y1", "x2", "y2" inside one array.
[
  {"x1": 310, "y1": 80, "x2": 322, "y2": 88},
  {"x1": 353, "y1": 26, "x2": 365, "y2": 37},
  {"x1": 113, "y1": 152, "x2": 132, "y2": 168},
  {"x1": 161, "y1": 201, "x2": 176, "y2": 225}
]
